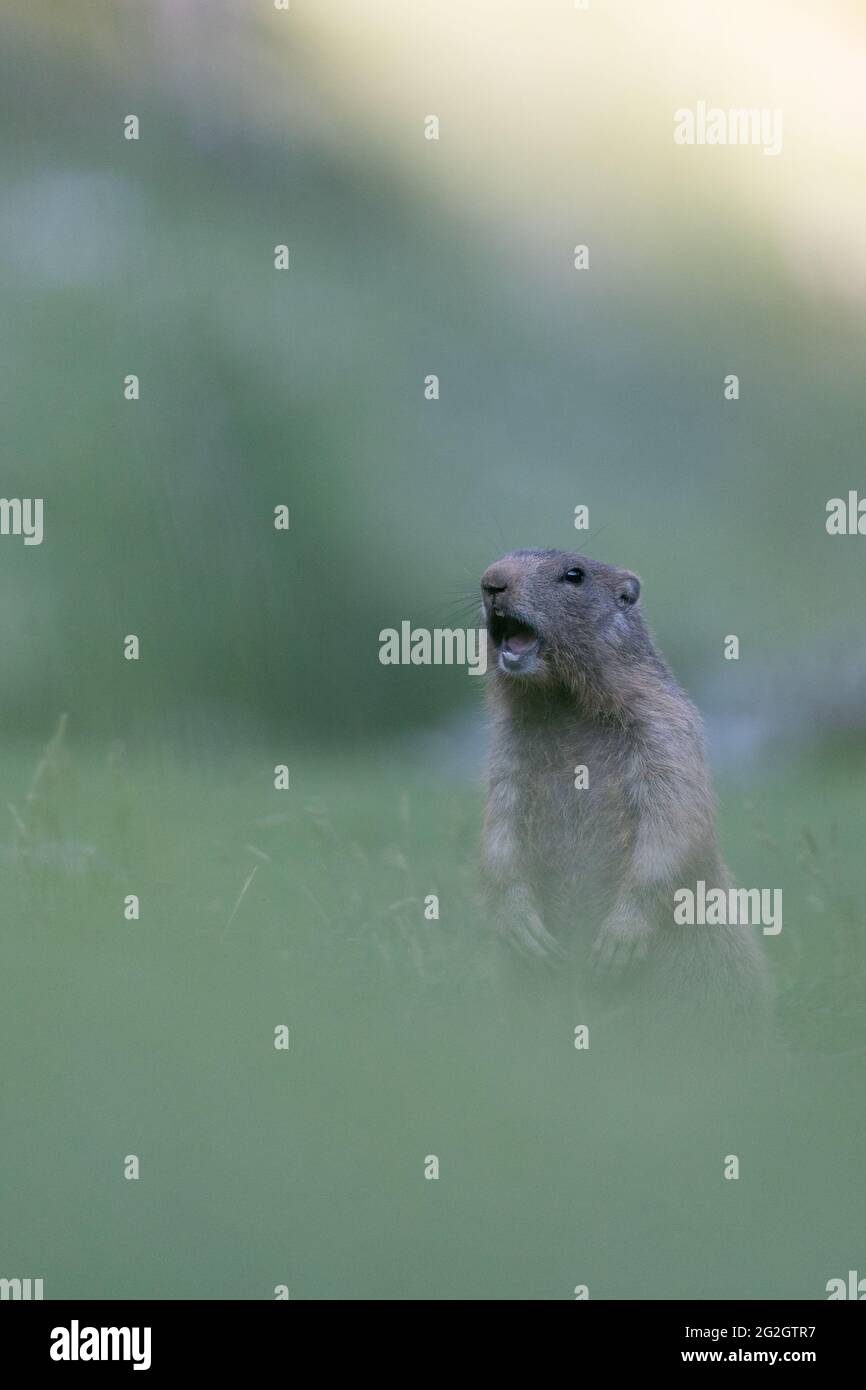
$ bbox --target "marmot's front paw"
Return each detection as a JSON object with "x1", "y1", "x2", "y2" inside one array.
[
  {"x1": 503, "y1": 906, "x2": 565, "y2": 963},
  {"x1": 494, "y1": 883, "x2": 565, "y2": 963},
  {"x1": 591, "y1": 913, "x2": 653, "y2": 978}
]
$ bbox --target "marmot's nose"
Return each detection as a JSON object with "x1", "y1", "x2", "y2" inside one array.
[{"x1": 481, "y1": 565, "x2": 510, "y2": 596}]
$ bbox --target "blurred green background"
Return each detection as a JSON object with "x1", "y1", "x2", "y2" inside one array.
[{"x1": 0, "y1": 0, "x2": 863, "y2": 1299}]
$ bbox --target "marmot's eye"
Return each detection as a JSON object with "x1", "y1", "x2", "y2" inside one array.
[{"x1": 563, "y1": 567, "x2": 584, "y2": 584}]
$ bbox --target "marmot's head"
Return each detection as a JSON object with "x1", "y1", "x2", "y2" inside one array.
[{"x1": 480, "y1": 549, "x2": 645, "y2": 688}]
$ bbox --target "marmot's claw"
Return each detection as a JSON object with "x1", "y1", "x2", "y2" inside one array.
[
  {"x1": 591, "y1": 927, "x2": 649, "y2": 978},
  {"x1": 508, "y1": 913, "x2": 565, "y2": 963}
]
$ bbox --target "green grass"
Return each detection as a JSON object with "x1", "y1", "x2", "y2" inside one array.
[{"x1": 1, "y1": 728, "x2": 863, "y2": 1299}]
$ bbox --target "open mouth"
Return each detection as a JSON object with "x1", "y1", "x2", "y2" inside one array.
[{"x1": 488, "y1": 612, "x2": 541, "y2": 670}]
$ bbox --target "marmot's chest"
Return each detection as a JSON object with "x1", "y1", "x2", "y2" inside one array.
[{"x1": 510, "y1": 731, "x2": 634, "y2": 877}]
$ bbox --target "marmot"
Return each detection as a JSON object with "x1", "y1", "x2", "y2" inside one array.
[{"x1": 480, "y1": 549, "x2": 770, "y2": 1019}]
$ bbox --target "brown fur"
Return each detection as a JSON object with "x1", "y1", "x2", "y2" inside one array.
[{"x1": 480, "y1": 549, "x2": 770, "y2": 1021}]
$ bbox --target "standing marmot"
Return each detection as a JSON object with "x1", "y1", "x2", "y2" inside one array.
[{"x1": 480, "y1": 549, "x2": 770, "y2": 1017}]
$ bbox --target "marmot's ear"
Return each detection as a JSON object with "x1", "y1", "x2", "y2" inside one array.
[{"x1": 616, "y1": 572, "x2": 641, "y2": 607}]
